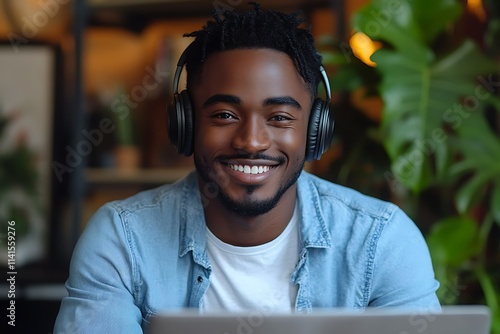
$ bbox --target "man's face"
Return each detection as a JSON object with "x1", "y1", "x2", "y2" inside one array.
[{"x1": 191, "y1": 48, "x2": 312, "y2": 216}]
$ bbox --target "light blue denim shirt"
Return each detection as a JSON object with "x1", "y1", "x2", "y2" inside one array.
[{"x1": 54, "y1": 171, "x2": 440, "y2": 333}]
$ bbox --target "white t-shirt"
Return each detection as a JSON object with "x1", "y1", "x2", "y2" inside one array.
[{"x1": 201, "y1": 206, "x2": 300, "y2": 313}]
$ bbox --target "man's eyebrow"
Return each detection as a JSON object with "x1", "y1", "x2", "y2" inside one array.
[
  {"x1": 203, "y1": 94, "x2": 241, "y2": 108},
  {"x1": 263, "y1": 96, "x2": 302, "y2": 110}
]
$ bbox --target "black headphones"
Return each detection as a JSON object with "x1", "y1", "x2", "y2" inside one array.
[{"x1": 167, "y1": 47, "x2": 334, "y2": 161}]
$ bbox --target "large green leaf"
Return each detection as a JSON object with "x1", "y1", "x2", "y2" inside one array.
[
  {"x1": 426, "y1": 216, "x2": 481, "y2": 303},
  {"x1": 411, "y1": 0, "x2": 463, "y2": 44},
  {"x1": 449, "y1": 113, "x2": 500, "y2": 214},
  {"x1": 426, "y1": 216, "x2": 481, "y2": 269},
  {"x1": 371, "y1": 40, "x2": 496, "y2": 193}
]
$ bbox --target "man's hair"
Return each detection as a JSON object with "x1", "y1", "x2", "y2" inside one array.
[{"x1": 183, "y1": 2, "x2": 323, "y2": 97}]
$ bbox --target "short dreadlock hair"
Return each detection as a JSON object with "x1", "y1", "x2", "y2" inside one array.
[{"x1": 183, "y1": 2, "x2": 323, "y2": 98}]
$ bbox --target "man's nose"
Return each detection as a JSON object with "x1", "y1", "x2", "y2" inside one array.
[{"x1": 231, "y1": 116, "x2": 271, "y2": 154}]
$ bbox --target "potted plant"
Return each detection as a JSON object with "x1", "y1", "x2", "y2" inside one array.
[
  {"x1": 0, "y1": 113, "x2": 45, "y2": 267},
  {"x1": 320, "y1": 0, "x2": 500, "y2": 332}
]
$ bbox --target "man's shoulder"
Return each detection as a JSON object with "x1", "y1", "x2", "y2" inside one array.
[
  {"x1": 299, "y1": 171, "x2": 399, "y2": 222},
  {"x1": 82, "y1": 171, "x2": 201, "y2": 245},
  {"x1": 298, "y1": 172, "x2": 420, "y2": 264},
  {"x1": 106, "y1": 171, "x2": 198, "y2": 214}
]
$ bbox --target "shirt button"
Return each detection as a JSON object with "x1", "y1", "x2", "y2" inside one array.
[{"x1": 197, "y1": 276, "x2": 203, "y2": 283}]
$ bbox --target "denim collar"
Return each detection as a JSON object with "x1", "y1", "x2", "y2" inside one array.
[{"x1": 178, "y1": 171, "x2": 332, "y2": 268}]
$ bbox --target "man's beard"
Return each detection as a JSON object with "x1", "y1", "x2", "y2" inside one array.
[{"x1": 194, "y1": 153, "x2": 305, "y2": 217}]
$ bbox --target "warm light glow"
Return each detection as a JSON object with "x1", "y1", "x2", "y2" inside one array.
[
  {"x1": 349, "y1": 32, "x2": 382, "y2": 67},
  {"x1": 467, "y1": 0, "x2": 487, "y2": 21}
]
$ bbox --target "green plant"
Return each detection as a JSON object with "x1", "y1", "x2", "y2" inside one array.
[
  {"x1": 322, "y1": 0, "x2": 500, "y2": 332},
  {"x1": 0, "y1": 113, "x2": 39, "y2": 242}
]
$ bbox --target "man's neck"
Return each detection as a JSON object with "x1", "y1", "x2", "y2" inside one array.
[{"x1": 201, "y1": 185, "x2": 297, "y2": 247}]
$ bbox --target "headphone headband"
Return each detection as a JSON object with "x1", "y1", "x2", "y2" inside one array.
[
  {"x1": 319, "y1": 65, "x2": 331, "y2": 105},
  {"x1": 173, "y1": 47, "x2": 331, "y2": 103},
  {"x1": 172, "y1": 46, "x2": 190, "y2": 95}
]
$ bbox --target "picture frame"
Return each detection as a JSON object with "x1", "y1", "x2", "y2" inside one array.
[{"x1": 0, "y1": 42, "x2": 59, "y2": 267}]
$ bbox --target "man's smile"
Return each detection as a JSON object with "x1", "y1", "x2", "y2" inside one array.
[
  {"x1": 228, "y1": 164, "x2": 271, "y2": 174},
  {"x1": 217, "y1": 157, "x2": 280, "y2": 184}
]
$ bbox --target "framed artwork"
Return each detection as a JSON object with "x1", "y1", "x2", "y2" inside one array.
[{"x1": 0, "y1": 43, "x2": 57, "y2": 267}]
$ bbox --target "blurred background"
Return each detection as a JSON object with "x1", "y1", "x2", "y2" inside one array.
[{"x1": 0, "y1": 0, "x2": 498, "y2": 332}]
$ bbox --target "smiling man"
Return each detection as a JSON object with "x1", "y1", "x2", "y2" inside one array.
[
  {"x1": 193, "y1": 48, "x2": 309, "y2": 245},
  {"x1": 55, "y1": 4, "x2": 440, "y2": 333}
]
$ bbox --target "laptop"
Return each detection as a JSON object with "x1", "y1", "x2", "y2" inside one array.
[{"x1": 148, "y1": 305, "x2": 490, "y2": 334}]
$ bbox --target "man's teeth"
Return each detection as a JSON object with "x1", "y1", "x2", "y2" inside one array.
[{"x1": 229, "y1": 164, "x2": 271, "y2": 175}]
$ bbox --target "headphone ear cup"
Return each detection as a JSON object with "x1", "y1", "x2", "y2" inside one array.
[
  {"x1": 179, "y1": 90, "x2": 194, "y2": 156},
  {"x1": 167, "y1": 90, "x2": 194, "y2": 157},
  {"x1": 167, "y1": 93, "x2": 181, "y2": 152},
  {"x1": 306, "y1": 98, "x2": 324, "y2": 161},
  {"x1": 306, "y1": 98, "x2": 335, "y2": 161}
]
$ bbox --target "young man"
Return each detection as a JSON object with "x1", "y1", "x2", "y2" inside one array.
[{"x1": 54, "y1": 4, "x2": 440, "y2": 333}]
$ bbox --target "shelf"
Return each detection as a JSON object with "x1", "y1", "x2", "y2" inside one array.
[
  {"x1": 87, "y1": 0, "x2": 331, "y2": 11},
  {"x1": 86, "y1": 0, "x2": 332, "y2": 32},
  {"x1": 85, "y1": 167, "x2": 193, "y2": 185}
]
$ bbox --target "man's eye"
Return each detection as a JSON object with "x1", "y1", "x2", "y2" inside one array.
[
  {"x1": 212, "y1": 112, "x2": 235, "y2": 119},
  {"x1": 270, "y1": 115, "x2": 290, "y2": 122}
]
